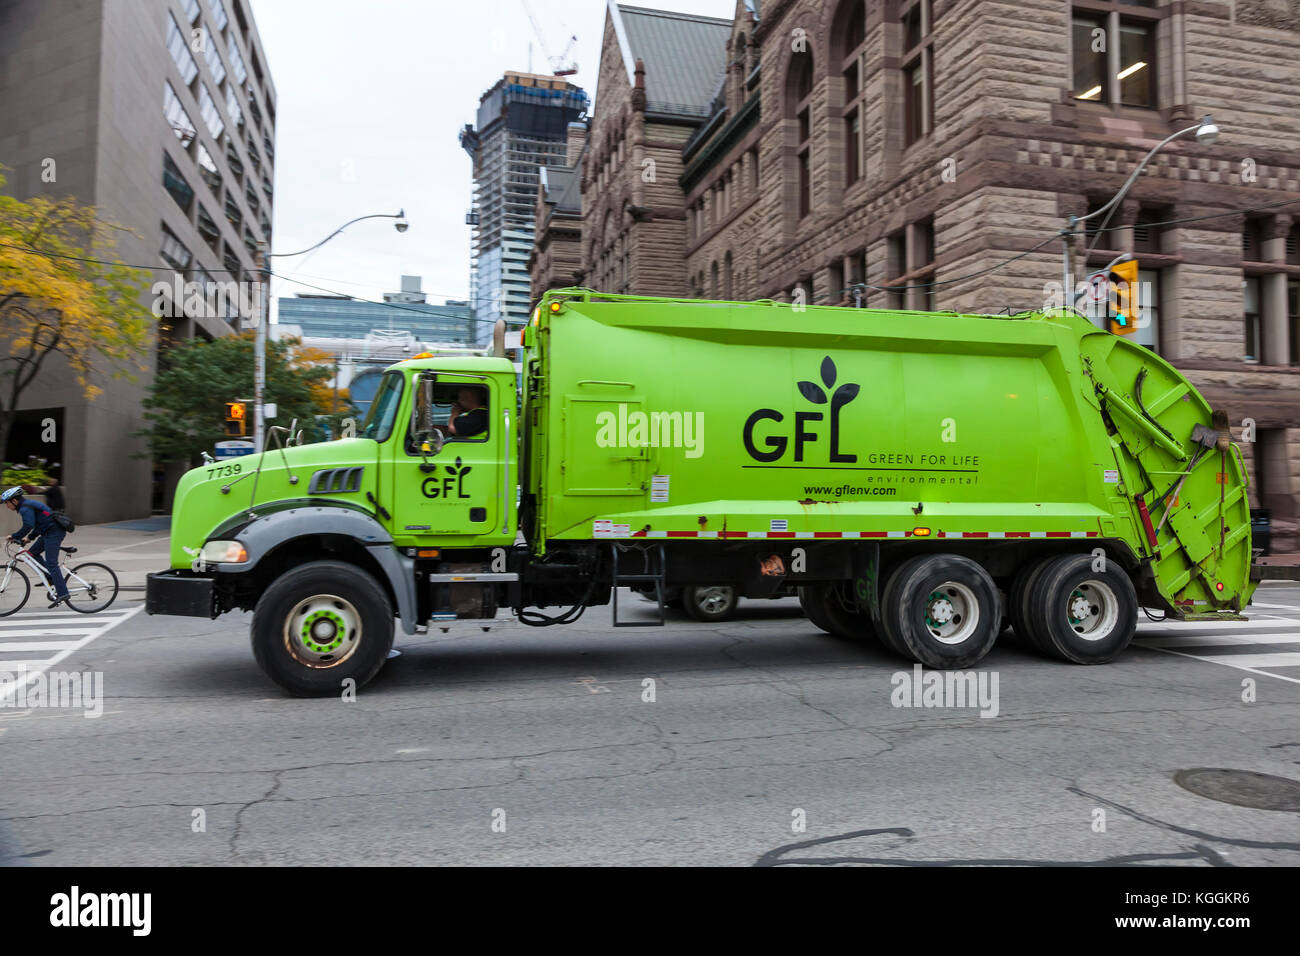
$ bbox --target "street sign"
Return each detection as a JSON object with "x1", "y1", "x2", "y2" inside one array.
[{"x1": 215, "y1": 440, "x2": 256, "y2": 459}]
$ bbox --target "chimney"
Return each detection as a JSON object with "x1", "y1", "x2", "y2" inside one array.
[{"x1": 566, "y1": 120, "x2": 587, "y2": 167}]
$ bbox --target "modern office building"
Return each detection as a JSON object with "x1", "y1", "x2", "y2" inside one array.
[
  {"x1": 276, "y1": 276, "x2": 473, "y2": 343},
  {"x1": 459, "y1": 71, "x2": 588, "y2": 345},
  {"x1": 546, "y1": 0, "x2": 1300, "y2": 549},
  {"x1": 0, "y1": 0, "x2": 276, "y2": 521}
]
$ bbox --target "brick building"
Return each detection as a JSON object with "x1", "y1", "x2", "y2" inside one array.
[{"x1": 532, "y1": 0, "x2": 1300, "y2": 547}]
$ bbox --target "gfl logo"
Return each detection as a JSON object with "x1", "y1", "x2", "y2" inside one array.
[
  {"x1": 421, "y1": 457, "x2": 472, "y2": 499},
  {"x1": 742, "y1": 356, "x2": 859, "y2": 463}
]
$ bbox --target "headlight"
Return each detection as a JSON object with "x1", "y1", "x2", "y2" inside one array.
[{"x1": 200, "y1": 540, "x2": 249, "y2": 564}]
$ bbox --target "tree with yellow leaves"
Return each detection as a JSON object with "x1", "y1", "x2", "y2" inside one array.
[{"x1": 0, "y1": 169, "x2": 153, "y2": 456}]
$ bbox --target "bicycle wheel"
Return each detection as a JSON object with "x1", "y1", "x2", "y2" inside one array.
[
  {"x1": 64, "y1": 562, "x2": 118, "y2": 613},
  {"x1": 0, "y1": 565, "x2": 31, "y2": 616}
]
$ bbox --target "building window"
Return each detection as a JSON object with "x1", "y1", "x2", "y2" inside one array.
[
  {"x1": 182, "y1": 0, "x2": 201, "y2": 24},
  {"x1": 198, "y1": 83, "x2": 225, "y2": 139},
  {"x1": 1244, "y1": 277, "x2": 1261, "y2": 364},
  {"x1": 225, "y1": 83, "x2": 244, "y2": 135},
  {"x1": 222, "y1": 241, "x2": 241, "y2": 280},
  {"x1": 1071, "y1": 3, "x2": 1158, "y2": 108},
  {"x1": 160, "y1": 223, "x2": 192, "y2": 273},
  {"x1": 197, "y1": 143, "x2": 222, "y2": 194},
  {"x1": 164, "y1": 82, "x2": 197, "y2": 150},
  {"x1": 203, "y1": 29, "x2": 226, "y2": 86},
  {"x1": 787, "y1": 52, "x2": 814, "y2": 221},
  {"x1": 162, "y1": 151, "x2": 194, "y2": 213},
  {"x1": 166, "y1": 15, "x2": 199, "y2": 87},
  {"x1": 224, "y1": 190, "x2": 243, "y2": 229},
  {"x1": 900, "y1": 0, "x2": 934, "y2": 147},
  {"x1": 1288, "y1": 225, "x2": 1300, "y2": 266},
  {"x1": 208, "y1": 0, "x2": 229, "y2": 33},
  {"x1": 227, "y1": 32, "x2": 247, "y2": 86},
  {"x1": 1243, "y1": 220, "x2": 1264, "y2": 262},
  {"x1": 1135, "y1": 267, "x2": 1160, "y2": 352},
  {"x1": 225, "y1": 137, "x2": 244, "y2": 182},
  {"x1": 1133, "y1": 208, "x2": 1163, "y2": 254},
  {"x1": 196, "y1": 203, "x2": 221, "y2": 253},
  {"x1": 723, "y1": 251, "x2": 733, "y2": 299},
  {"x1": 835, "y1": 0, "x2": 867, "y2": 187},
  {"x1": 1290, "y1": 281, "x2": 1300, "y2": 366}
]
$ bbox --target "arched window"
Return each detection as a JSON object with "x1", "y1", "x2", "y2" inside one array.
[
  {"x1": 723, "y1": 251, "x2": 733, "y2": 299},
  {"x1": 710, "y1": 261, "x2": 720, "y2": 299},
  {"x1": 833, "y1": 1, "x2": 867, "y2": 187},
  {"x1": 786, "y1": 52, "x2": 815, "y2": 219}
]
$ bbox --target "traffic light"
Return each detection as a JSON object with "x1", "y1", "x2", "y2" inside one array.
[
  {"x1": 1107, "y1": 260, "x2": 1140, "y2": 336},
  {"x1": 224, "y1": 401, "x2": 247, "y2": 437}
]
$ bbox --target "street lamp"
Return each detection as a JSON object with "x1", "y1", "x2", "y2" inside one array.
[
  {"x1": 253, "y1": 210, "x2": 408, "y2": 452},
  {"x1": 1061, "y1": 116, "x2": 1219, "y2": 304}
]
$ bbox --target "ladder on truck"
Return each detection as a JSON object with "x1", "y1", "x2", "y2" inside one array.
[{"x1": 610, "y1": 542, "x2": 667, "y2": 627}]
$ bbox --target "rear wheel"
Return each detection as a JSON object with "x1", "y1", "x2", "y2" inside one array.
[
  {"x1": 801, "y1": 583, "x2": 875, "y2": 642},
  {"x1": 251, "y1": 560, "x2": 394, "y2": 696},
  {"x1": 1027, "y1": 553, "x2": 1137, "y2": 664},
  {"x1": 64, "y1": 562, "x2": 118, "y2": 613},
  {"x1": 879, "y1": 554, "x2": 1000, "y2": 669},
  {"x1": 682, "y1": 585, "x2": 737, "y2": 622},
  {"x1": 1007, "y1": 555, "x2": 1058, "y2": 653}
]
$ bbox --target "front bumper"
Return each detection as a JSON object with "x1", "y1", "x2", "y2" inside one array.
[{"x1": 146, "y1": 570, "x2": 216, "y2": 618}]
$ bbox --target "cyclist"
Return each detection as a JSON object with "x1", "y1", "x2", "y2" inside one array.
[{"x1": 2, "y1": 486, "x2": 70, "y2": 608}]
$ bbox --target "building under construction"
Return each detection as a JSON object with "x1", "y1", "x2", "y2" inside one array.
[{"x1": 459, "y1": 71, "x2": 588, "y2": 345}]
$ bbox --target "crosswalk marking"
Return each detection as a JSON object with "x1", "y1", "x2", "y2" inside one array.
[
  {"x1": 0, "y1": 606, "x2": 142, "y2": 705},
  {"x1": 1198, "y1": 652, "x2": 1300, "y2": 669},
  {"x1": 1140, "y1": 632, "x2": 1300, "y2": 648},
  {"x1": 1134, "y1": 615, "x2": 1300, "y2": 684}
]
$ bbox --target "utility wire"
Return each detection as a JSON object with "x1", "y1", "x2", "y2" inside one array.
[{"x1": 7, "y1": 192, "x2": 1300, "y2": 303}]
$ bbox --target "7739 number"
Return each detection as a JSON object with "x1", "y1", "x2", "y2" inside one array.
[{"x1": 207, "y1": 463, "x2": 242, "y2": 479}]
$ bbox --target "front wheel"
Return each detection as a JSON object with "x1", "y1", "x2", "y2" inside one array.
[
  {"x1": 64, "y1": 562, "x2": 118, "y2": 613},
  {"x1": 251, "y1": 560, "x2": 394, "y2": 696},
  {"x1": 682, "y1": 585, "x2": 738, "y2": 622},
  {"x1": 0, "y1": 565, "x2": 30, "y2": 616}
]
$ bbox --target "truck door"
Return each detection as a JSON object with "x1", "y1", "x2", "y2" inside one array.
[{"x1": 388, "y1": 372, "x2": 502, "y2": 541}]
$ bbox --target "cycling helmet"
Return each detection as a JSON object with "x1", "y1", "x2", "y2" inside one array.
[{"x1": 0, "y1": 486, "x2": 23, "y2": 503}]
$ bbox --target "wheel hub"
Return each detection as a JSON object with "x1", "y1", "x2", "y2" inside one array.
[
  {"x1": 927, "y1": 595, "x2": 956, "y2": 625},
  {"x1": 922, "y1": 583, "x2": 978, "y2": 645},
  {"x1": 285, "y1": 595, "x2": 361, "y2": 667},
  {"x1": 1069, "y1": 593, "x2": 1093, "y2": 623}
]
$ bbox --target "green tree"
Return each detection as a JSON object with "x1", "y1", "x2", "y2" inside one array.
[
  {"x1": 137, "y1": 333, "x2": 354, "y2": 465},
  {"x1": 0, "y1": 169, "x2": 153, "y2": 456}
]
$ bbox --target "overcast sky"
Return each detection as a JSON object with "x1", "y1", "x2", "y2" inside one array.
[{"x1": 250, "y1": 0, "x2": 737, "y2": 322}]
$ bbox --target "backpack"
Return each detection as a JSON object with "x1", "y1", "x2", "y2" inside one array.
[{"x1": 45, "y1": 508, "x2": 75, "y2": 533}]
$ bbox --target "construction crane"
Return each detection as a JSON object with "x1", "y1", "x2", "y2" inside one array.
[{"x1": 520, "y1": 0, "x2": 578, "y2": 76}]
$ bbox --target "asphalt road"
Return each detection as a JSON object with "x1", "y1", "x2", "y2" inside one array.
[{"x1": 2, "y1": 585, "x2": 1299, "y2": 866}]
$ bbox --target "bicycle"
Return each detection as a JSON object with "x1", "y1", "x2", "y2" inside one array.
[{"x1": 0, "y1": 539, "x2": 118, "y2": 616}]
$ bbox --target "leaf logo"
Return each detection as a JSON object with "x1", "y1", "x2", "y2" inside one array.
[
  {"x1": 445, "y1": 456, "x2": 472, "y2": 479},
  {"x1": 799, "y1": 357, "x2": 858, "y2": 410}
]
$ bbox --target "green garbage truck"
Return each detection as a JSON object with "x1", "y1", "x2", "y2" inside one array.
[{"x1": 146, "y1": 289, "x2": 1257, "y2": 694}]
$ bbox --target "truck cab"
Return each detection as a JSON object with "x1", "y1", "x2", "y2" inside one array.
[{"x1": 364, "y1": 356, "x2": 518, "y2": 548}]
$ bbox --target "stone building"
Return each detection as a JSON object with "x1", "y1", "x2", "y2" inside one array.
[{"x1": 533, "y1": 0, "x2": 1300, "y2": 547}]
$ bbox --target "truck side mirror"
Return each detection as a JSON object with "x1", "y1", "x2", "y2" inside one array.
[{"x1": 411, "y1": 372, "x2": 443, "y2": 466}]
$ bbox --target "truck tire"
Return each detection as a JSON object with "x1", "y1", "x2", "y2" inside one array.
[
  {"x1": 801, "y1": 583, "x2": 875, "y2": 642},
  {"x1": 879, "y1": 554, "x2": 1001, "y2": 669},
  {"x1": 1026, "y1": 553, "x2": 1137, "y2": 664},
  {"x1": 799, "y1": 586, "x2": 835, "y2": 634},
  {"x1": 1007, "y1": 555, "x2": 1058, "y2": 653},
  {"x1": 683, "y1": 585, "x2": 737, "y2": 622},
  {"x1": 251, "y1": 560, "x2": 394, "y2": 696}
]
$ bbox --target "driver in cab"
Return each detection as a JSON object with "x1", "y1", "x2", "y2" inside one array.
[{"x1": 447, "y1": 387, "x2": 487, "y2": 439}]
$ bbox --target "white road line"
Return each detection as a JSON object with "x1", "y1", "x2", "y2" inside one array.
[
  {"x1": 1140, "y1": 646, "x2": 1300, "y2": 685},
  {"x1": 1137, "y1": 619, "x2": 1300, "y2": 635},
  {"x1": 1250, "y1": 603, "x2": 1296, "y2": 610},
  {"x1": 0, "y1": 615, "x2": 128, "y2": 627},
  {"x1": 1199, "y1": 652, "x2": 1300, "y2": 669},
  {"x1": 1138, "y1": 633, "x2": 1300, "y2": 648},
  {"x1": 0, "y1": 641, "x2": 82, "y2": 654},
  {"x1": 0, "y1": 629, "x2": 96, "y2": 639},
  {"x1": 0, "y1": 604, "x2": 142, "y2": 706}
]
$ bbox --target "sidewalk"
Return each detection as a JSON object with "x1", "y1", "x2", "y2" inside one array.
[{"x1": 48, "y1": 517, "x2": 171, "y2": 591}]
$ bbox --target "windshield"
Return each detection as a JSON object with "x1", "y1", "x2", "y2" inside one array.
[{"x1": 359, "y1": 371, "x2": 404, "y2": 442}]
